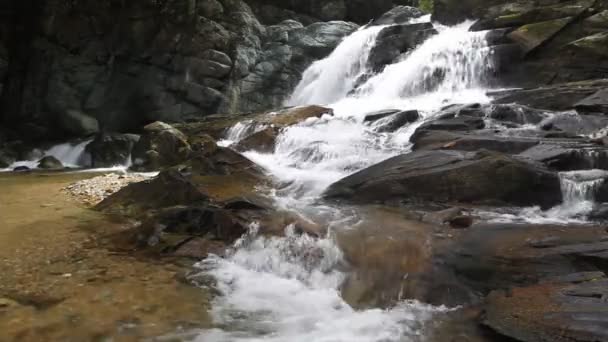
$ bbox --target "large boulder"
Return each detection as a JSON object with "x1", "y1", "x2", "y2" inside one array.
[
  {"x1": 96, "y1": 168, "x2": 209, "y2": 217},
  {"x1": 575, "y1": 88, "x2": 608, "y2": 114},
  {"x1": 492, "y1": 79, "x2": 608, "y2": 111},
  {"x1": 37, "y1": 156, "x2": 64, "y2": 169},
  {"x1": 131, "y1": 122, "x2": 191, "y2": 171},
  {"x1": 85, "y1": 133, "x2": 140, "y2": 168},
  {"x1": 370, "y1": 6, "x2": 425, "y2": 26},
  {"x1": 368, "y1": 22, "x2": 436, "y2": 72},
  {"x1": 483, "y1": 274, "x2": 608, "y2": 342},
  {"x1": 324, "y1": 150, "x2": 562, "y2": 209}
]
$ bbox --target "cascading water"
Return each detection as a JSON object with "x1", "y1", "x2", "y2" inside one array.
[
  {"x1": 194, "y1": 18, "x2": 492, "y2": 341},
  {"x1": 4, "y1": 140, "x2": 93, "y2": 170},
  {"x1": 246, "y1": 21, "x2": 494, "y2": 202},
  {"x1": 482, "y1": 170, "x2": 608, "y2": 224}
]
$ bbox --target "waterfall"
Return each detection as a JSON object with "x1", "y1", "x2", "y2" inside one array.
[
  {"x1": 483, "y1": 170, "x2": 608, "y2": 224},
  {"x1": 196, "y1": 18, "x2": 492, "y2": 342},
  {"x1": 243, "y1": 21, "x2": 494, "y2": 202},
  {"x1": 552, "y1": 170, "x2": 607, "y2": 218},
  {"x1": 4, "y1": 139, "x2": 92, "y2": 170}
]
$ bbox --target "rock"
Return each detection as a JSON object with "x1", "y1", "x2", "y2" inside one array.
[
  {"x1": 368, "y1": 22, "x2": 436, "y2": 71},
  {"x1": 375, "y1": 110, "x2": 420, "y2": 132},
  {"x1": 471, "y1": 0, "x2": 594, "y2": 31},
  {"x1": 421, "y1": 207, "x2": 464, "y2": 225},
  {"x1": 58, "y1": 110, "x2": 99, "y2": 137},
  {"x1": 485, "y1": 104, "x2": 547, "y2": 125},
  {"x1": 575, "y1": 88, "x2": 608, "y2": 114},
  {"x1": 185, "y1": 56, "x2": 231, "y2": 79},
  {"x1": 37, "y1": 156, "x2": 63, "y2": 170},
  {"x1": 96, "y1": 169, "x2": 209, "y2": 217},
  {"x1": 264, "y1": 105, "x2": 333, "y2": 127},
  {"x1": 363, "y1": 109, "x2": 401, "y2": 122},
  {"x1": 446, "y1": 223, "x2": 608, "y2": 295},
  {"x1": 508, "y1": 17, "x2": 576, "y2": 54},
  {"x1": 492, "y1": 79, "x2": 608, "y2": 111},
  {"x1": 325, "y1": 150, "x2": 562, "y2": 209},
  {"x1": 413, "y1": 130, "x2": 540, "y2": 154},
  {"x1": 540, "y1": 112, "x2": 608, "y2": 137},
  {"x1": 233, "y1": 127, "x2": 279, "y2": 153},
  {"x1": 85, "y1": 133, "x2": 139, "y2": 168},
  {"x1": 371, "y1": 6, "x2": 425, "y2": 26},
  {"x1": 449, "y1": 216, "x2": 474, "y2": 229},
  {"x1": 483, "y1": 275, "x2": 608, "y2": 342},
  {"x1": 568, "y1": 31, "x2": 608, "y2": 58},
  {"x1": 131, "y1": 122, "x2": 191, "y2": 171},
  {"x1": 410, "y1": 116, "x2": 486, "y2": 143},
  {"x1": 519, "y1": 144, "x2": 608, "y2": 171},
  {"x1": 589, "y1": 203, "x2": 608, "y2": 220},
  {"x1": 13, "y1": 166, "x2": 31, "y2": 172}
]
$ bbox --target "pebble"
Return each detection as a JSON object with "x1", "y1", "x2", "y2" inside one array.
[{"x1": 63, "y1": 173, "x2": 154, "y2": 206}]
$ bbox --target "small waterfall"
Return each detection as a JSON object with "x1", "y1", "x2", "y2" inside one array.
[
  {"x1": 553, "y1": 170, "x2": 607, "y2": 218},
  {"x1": 44, "y1": 140, "x2": 92, "y2": 167},
  {"x1": 193, "y1": 225, "x2": 447, "y2": 342},
  {"x1": 4, "y1": 139, "x2": 92, "y2": 170}
]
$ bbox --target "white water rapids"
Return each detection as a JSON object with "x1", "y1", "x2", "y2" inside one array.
[{"x1": 194, "y1": 20, "x2": 493, "y2": 342}]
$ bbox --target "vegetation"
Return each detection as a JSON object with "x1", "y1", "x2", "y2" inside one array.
[{"x1": 419, "y1": 0, "x2": 434, "y2": 13}]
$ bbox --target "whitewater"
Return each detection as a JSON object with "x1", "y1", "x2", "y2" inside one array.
[{"x1": 193, "y1": 19, "x2": 492, "y2": 342}]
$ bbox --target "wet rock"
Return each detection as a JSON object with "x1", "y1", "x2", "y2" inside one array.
[
  {"x1": 518, "y1": 144, "x2": 608, "y2": 171},
  {"x1": 492, "y1": 79, "x2": 608, "y2": 111},
  {"x1": 368, "y1": 22, "x2": 436, "y2": 71},
  {"x1": 412, "y1": 130, "x2": 539, "y2": 154},
  {"x1": 486, "y1": 104, "x2": 547, "y2": 125},
  {"x1": 96, "y1": 169, "x2": 209, "y2": 217},
  {"x1": 363, "y1": 109, "x2": 401, "y2": 123},
  {"x1": 589, "y1": 203, "x2": 608, "y2": 221},
  {"x1": 85, "y1": 133, "x2": 140, "y2": 168},
  {"x1": 449, "y1": 216, "x2": 474, "y2": 229},
  {"x1": 233, "y1": 127, "x2": 279, "y2": 153},
  {"x1": 483, "y1": 274, "x2": 608, "y2": 342},
  {"x1": 131, "y1": 122, "x2": 191, "y2": 171},
  {"x1": 371, "y1": 6, "x2": 425, "y2": 26},
  {"x1": 325, "y1": 150, "x2": 562, "y2": 209},
  {"x1": 37, "y1": 156, "x2": 63, "y2": 170},
  {"x1": 575, "y1": 88, "x2": 608, "y2": 115},
  {"x1": 421, "y1": 207, "x2": 464, "y2": 225},
  {"x1": 410, "y1": 116, "x2": 486, "y2": 143},
  {"x1": 375, "y1": 110, "x2": 420, "y2": 132},
  {"x1": 540, "y1": 112, "x2": 608, "y2": 137},
  {"x1": 446, "y1": 223, "x2": 608, "y2": 294}
]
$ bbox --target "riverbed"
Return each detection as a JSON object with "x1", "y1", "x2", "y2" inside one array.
[{"x1": 0, "y1": 172, "x2": 212, "y2": 341}]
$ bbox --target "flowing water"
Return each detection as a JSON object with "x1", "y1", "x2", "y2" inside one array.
[{"x1": 195, "y1": 20, "x2": 494, "y2": 341}]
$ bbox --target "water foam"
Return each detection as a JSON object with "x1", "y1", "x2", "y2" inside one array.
[{"x1": 193, "y1": 225, "x2": 447, "y2": 342}]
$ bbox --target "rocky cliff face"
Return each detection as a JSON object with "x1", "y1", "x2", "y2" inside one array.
[{"x1": 0, "y1": 0, "x2": 364, "y2": 141}]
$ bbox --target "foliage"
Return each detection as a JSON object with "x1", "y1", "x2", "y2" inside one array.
[{"x1": 419, "y1": 0, "x2": 434, "y2": 13}]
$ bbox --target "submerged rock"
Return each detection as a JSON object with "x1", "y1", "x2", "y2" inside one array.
[{"x1": 325, "y1": 150, "x2": 562, "y2": 209}]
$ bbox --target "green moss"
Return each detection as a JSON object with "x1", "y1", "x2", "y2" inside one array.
[{"x1": 419, "y1": 0, "x2": 434, "y2": 13}]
